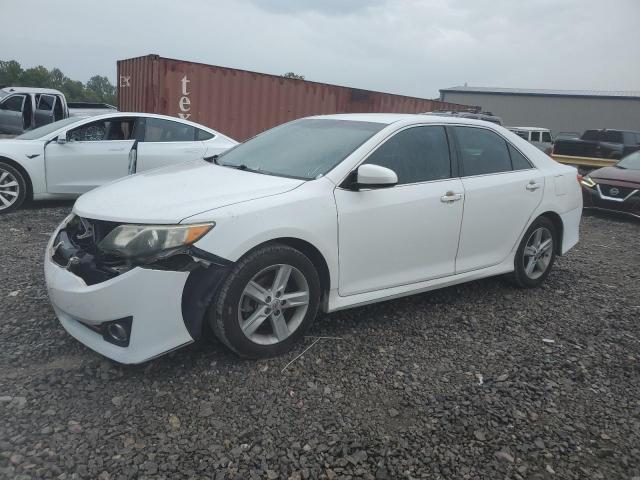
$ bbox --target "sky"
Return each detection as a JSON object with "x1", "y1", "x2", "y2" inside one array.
[{"x1": 2, "y1": 0, "x2": 639, "y2": 98}]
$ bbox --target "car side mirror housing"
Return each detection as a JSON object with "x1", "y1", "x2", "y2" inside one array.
[
  {"x1": 353, "y1": 164, "x2": 398, "y2": 190},
  {"x1": 56, "y1": 133, "x2": 68, "y2": 144}
]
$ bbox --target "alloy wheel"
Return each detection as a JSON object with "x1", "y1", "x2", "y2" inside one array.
[
  {"x1": 0, "y1": 168, "x2": 20, "y2": 211},
  {"x1": 238, "y1": 264, "x2": 310, "y2": 345},
  {"x1": 522, "y1": 227, "x2": 553, "y2": 280}
]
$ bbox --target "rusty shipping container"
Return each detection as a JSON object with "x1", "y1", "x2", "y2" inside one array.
[{"x1": 117, "y1": 54, "x2": 470, "y2": 141}]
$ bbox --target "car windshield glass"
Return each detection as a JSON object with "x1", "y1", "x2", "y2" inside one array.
[
  {"x1": 617, "y1": 151, "x2": 640, "y2": 170},
  {"x1": 16, "y1": 117, "x2": 85, "y2": 140},
  {"x1": 0, "y1": 91, "x2": 7, "y2": 99},
  {"x1": 217, "y1": 119, "x2": 386, "y2": 179}
]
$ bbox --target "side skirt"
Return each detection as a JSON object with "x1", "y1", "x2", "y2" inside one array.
[{"x1": 326, "y1": 258, "x2": 514, "y2": 313}]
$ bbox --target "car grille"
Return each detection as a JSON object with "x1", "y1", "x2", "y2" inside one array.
[{"x1": 598, "y1": 184, "x2": 637, "y2": 199}]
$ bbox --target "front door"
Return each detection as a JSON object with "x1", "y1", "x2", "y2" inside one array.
[
  {"x1": 0, "y1": 94, "x2": 27, "y2": 134},
  {"x1": 451, "y1": 126, "x2": 544, "y2": 272},
  {"x1": 335, "y1": 125, "x2": 464, "y2": 296},
  {"x1": 45, "y1": 117, "x2": 136, "y2": 194}
]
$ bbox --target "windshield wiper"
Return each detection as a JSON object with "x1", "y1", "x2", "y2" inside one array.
[
  {"x1": 203, "y1": 154, "x2": 221, "y2": 164},
  {"x1": 219, "y1": 163, "x2": 264, "y2": 174}
]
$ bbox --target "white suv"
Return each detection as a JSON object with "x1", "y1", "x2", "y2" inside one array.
[{"x1": 45, "y1": 114, "x2": 582, "y2": 363}]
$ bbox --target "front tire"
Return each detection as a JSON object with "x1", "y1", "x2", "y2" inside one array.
[
  {"x1": 0, "y1": 161, "x2": 27, "y2": 214},
  {"x1": 512, "y1": 216, "x2": 557, "y2": 288},
  {"x1": 209, "y1": 243, "x2": 321, "y2": 358}
]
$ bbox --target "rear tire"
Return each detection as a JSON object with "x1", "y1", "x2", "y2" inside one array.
[
  {"x1": 0, "y1": 161, "x2": 27, "y2": 214},
  {"x1": 208, "y1": 243, "x2": 321, "y2": 358},
  {"x1": 511, "y1": 216, "x2": 557, "y2": 288}
]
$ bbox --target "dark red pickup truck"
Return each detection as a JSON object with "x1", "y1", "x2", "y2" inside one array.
[{"x1": 553, "y1": 129, "x2": 640, "y2": 160}]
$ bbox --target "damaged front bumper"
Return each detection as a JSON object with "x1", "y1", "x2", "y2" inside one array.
[{"x1": 44, "y1": 214, "x2": 231, "y2": 364}]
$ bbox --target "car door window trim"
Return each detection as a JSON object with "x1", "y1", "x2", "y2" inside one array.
[
  {"x1": 337, "y1": 123, "x2": 455, "y2": 189},
  {"x1": 449, "y1": 125, "x2": 537, "y2": 178}
]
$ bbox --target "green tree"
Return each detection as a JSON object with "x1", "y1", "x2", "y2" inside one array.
[
  {"x1": 0, "y1": 60, "x2": 24, "y2": 86},
  {"x1": 20, "y1": 66, "x2": 51, "y2": 87},
  {"x1": 62, "y1": 79, "x2": 86, "y2": 102},
  {"x1": 0, "y1": 59, "x2": 117, "y2": 105},
  {"x1": 86, "y1": 75, "x2": 116, "y2": 105},
  {"x1": 49, "y1": 68, "x2": 69, "y2": 91}
]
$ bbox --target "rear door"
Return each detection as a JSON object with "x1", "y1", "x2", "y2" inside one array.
[
  {"x1": 34, "y1": 94, "x2": 57, "y2": 127},
  {"x1": 452, "y1": 126, "x2": 544, "y2": 273},
  {"x1": 136, "y1": 117, "x2": 207, "y2": 171},
  {"x1": 44, "y1": 117, "x2": 136, "y2": 194},
  {"x1": 0, "y1": 94, "x2": 27, "y2": 134}
]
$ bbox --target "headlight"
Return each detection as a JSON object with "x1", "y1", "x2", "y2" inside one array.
[
  {"x1": 98, "y1": 223, "x2": 214, "y2": 259},
  {"x1": 580, "y1": 176, "x2": 596, "y2": 188}
]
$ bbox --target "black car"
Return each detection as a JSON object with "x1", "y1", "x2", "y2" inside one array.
[{"x1": 554, "y1": 129, "x2": 640, "y2": 159}]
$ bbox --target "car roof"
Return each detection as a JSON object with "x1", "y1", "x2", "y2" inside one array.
[
  {"x1": 508, "y1": 126, "x2": 550, "y2": 132},
  {"x1": 309, "y1": 113, "x2": 505, "y2": 128},
  {"x1": 1, "y1": 86, "x2": 64, "y2": 95}
]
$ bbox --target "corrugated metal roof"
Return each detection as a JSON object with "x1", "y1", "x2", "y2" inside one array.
[{"x1": 440, "y1": 86, "x2": 640, "y2": 99}]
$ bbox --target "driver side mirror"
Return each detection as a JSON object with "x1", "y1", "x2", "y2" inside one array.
[
  {"x1": 56, "y1": 133, "x2": 68, "y2": 144},
  {"x1": 351, "y1": 164, "x2": 398, "y2": 190}
]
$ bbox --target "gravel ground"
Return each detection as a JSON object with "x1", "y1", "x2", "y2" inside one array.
[{"x1": 1, "y1": 203, "x2": 639, "y2": 480}]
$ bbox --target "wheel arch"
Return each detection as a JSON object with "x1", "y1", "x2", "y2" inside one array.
[
  {"x1": 251, "y1": 237, "x2": 332, "y2": 311},
  {"x1": 537, "y1": 211, "x2": 564, "y2": 255},
  {"x1": 0, "y1": 155, "x2": 33, "y2": 201}
]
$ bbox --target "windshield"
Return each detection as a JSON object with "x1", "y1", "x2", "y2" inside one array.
[
  {"x1": 16, "y1": 117, "x2": 85, "y2": 140},
  {"x1": 0, "y1": 91, "x2": 7, "y2": 99},
  {"x1": 617, "y1": 151, "x2": 640, "y2": 170},
  {"x1": 217, "y1": 119, "x2": 386, "y2": 179}
]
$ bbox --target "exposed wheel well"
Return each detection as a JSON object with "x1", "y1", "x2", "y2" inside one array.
[
  {"x1": 538, "y1": 211, "x2": 564, "y2": 255},
  {"x1": 257, "y1": 238, "x2": 331, "y2": 310},
  {"x1": 0, "y1": 156, "x2": 33, "y2": 201}
]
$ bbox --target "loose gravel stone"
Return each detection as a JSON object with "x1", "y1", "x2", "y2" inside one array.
[{"x1": 1, "y1": 204, "x2": 639, "y2": 479}]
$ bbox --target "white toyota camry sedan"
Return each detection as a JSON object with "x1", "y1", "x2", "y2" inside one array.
[
  {"x1": 0, "y1": 113, "x2": 237, "y2": 213},
  {"x1": 44, "y1": 114, "x2": 582, "y2": 363}
]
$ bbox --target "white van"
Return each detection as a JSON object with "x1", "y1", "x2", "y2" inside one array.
[{"x1": 508, "y1": 127, "x2": 553, "y2": 153}]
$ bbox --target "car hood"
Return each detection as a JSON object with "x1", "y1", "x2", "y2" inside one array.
[
  {"x1": 73, "y1": 160, "x2": 305, "y2": 223},
  {"x1": 589, "y1": 166, "x2": 640, "y2": 185}
]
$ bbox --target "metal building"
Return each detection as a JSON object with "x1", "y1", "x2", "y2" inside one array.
[
  {"x1": 117, "y1": 54, "x2": 468, "y2": 141},
  {"x1": 439, "y1": 86, "x2": 640, "y2": 135}
]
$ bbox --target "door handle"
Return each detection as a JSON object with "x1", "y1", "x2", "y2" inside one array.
[
  {"x1": 526, "y1": 181, "x2": 541, "y2": 191},
  {"x1": 440, "y1": 191, "x2": 463, "y2": 203},
  {"x1": 108, "y1": 148, "x2": 125, "y2": 152}
]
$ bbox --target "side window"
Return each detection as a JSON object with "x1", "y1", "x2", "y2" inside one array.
[
  {"x1": 37, "y1": 94, "x2": 56, "y2": 111},
  {"x1": 144, "y1": 118, "x2": 196, "y2": 142},
  {"x1": 363, "y1": 126, "x2": 451, "y2": 185},
  {"x1": 2, "y1": 95, "x2": 26, "y2": 112},
  {"x1": 69, "y1": 119, "x2": 135, "y2": 141},
  {"x1": 530, "y1": 131, "x2": 541, "y2": 142},
  {"x1": 453, "y1": 126, "x2": 512, "y2": 176},
  {"x1": 514, "y1": 131, "x2": 528, "y2": 140},
  {"x1": 196, "y1": 128, "x2": 214, "y2": 141},
  {"x1": 508, "y1": 144, "x2": 533, "y2": 170},
  {"x1": 542, "y1": 132, "x2": 552, "y2": 143}
]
